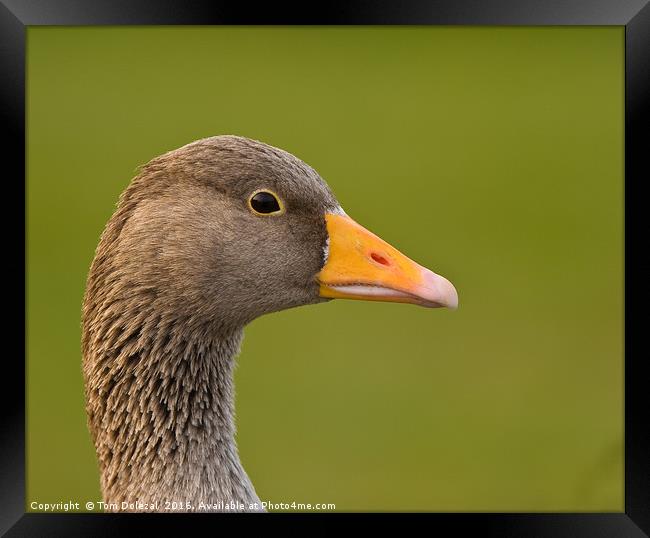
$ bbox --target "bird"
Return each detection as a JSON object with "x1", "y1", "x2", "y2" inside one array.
[{"x1": 82, "y1": 135, "x2": 458, "y2": 512}]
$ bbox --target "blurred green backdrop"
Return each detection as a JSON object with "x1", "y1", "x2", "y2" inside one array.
[{"x1": 27, "y1": 27, "x2": 623, "y2": 511}]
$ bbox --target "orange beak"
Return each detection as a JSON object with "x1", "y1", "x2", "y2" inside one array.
[{"x1": 317, "y1": 214, "x2": 458, "y2": 309}]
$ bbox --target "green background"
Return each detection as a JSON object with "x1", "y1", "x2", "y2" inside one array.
[{"x1": 27, "y1": 27, "x2": 624, "y2": 511}]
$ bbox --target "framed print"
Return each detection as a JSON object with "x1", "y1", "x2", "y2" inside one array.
[{"x1": 4, "y1": 0, "x2": 649, "y2": 535}]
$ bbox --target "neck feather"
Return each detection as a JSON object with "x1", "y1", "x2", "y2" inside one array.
[{"x1": 83, "y1": 315, "x2": 262, "y2": 512}]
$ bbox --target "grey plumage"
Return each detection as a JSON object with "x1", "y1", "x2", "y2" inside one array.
[{"x1": 82, "y1": 136, "x2": 341, "y2": 511}]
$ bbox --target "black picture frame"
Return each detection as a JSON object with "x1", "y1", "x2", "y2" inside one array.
[{"x1": 5, "y1": 0, "x2": 648, "y2": 534}]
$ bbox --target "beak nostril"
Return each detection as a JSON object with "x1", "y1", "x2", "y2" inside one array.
[{"x1": 370, "y1": 252, "x2": 390, "y2": 266}]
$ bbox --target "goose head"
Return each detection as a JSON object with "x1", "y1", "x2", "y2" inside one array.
[{"x1": 82, "y1": 135, "x2": 458, "y2": 512}]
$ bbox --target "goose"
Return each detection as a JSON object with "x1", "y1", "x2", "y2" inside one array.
[{"x1": 82, "y1": 135, "x2": 458, "y2": 512}]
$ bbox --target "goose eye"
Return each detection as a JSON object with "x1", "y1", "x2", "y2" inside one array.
[{"x1": 249, "y1": 190, "x2": 283, "y2": 215}]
